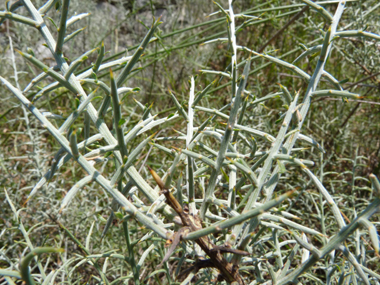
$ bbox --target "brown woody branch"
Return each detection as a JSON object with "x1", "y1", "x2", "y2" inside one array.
[{"x1": 149, "y1": 167, "x2": 246, "y2": 285}]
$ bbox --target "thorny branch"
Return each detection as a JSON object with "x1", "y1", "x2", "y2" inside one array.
[{"x1": 149, "y1": 167, "x2": 248, "y2": 284}]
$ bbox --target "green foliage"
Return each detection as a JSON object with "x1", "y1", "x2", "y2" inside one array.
[{"x1": 1, "y1": 0, "x2": 380, "y2": 284}]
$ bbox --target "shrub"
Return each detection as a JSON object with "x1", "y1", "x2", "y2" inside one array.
[{"x1": 1, "y1": 0, "x2": 379, "y2": 284}]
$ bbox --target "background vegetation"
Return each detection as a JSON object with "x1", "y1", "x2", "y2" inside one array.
[{"x1": 0, "y1": 0, "x2": 379, "y2": 284}]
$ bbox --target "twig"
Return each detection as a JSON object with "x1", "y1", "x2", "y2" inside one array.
[{"x1": 149, "y1": 167, "x2": 246, "y2": 284}]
